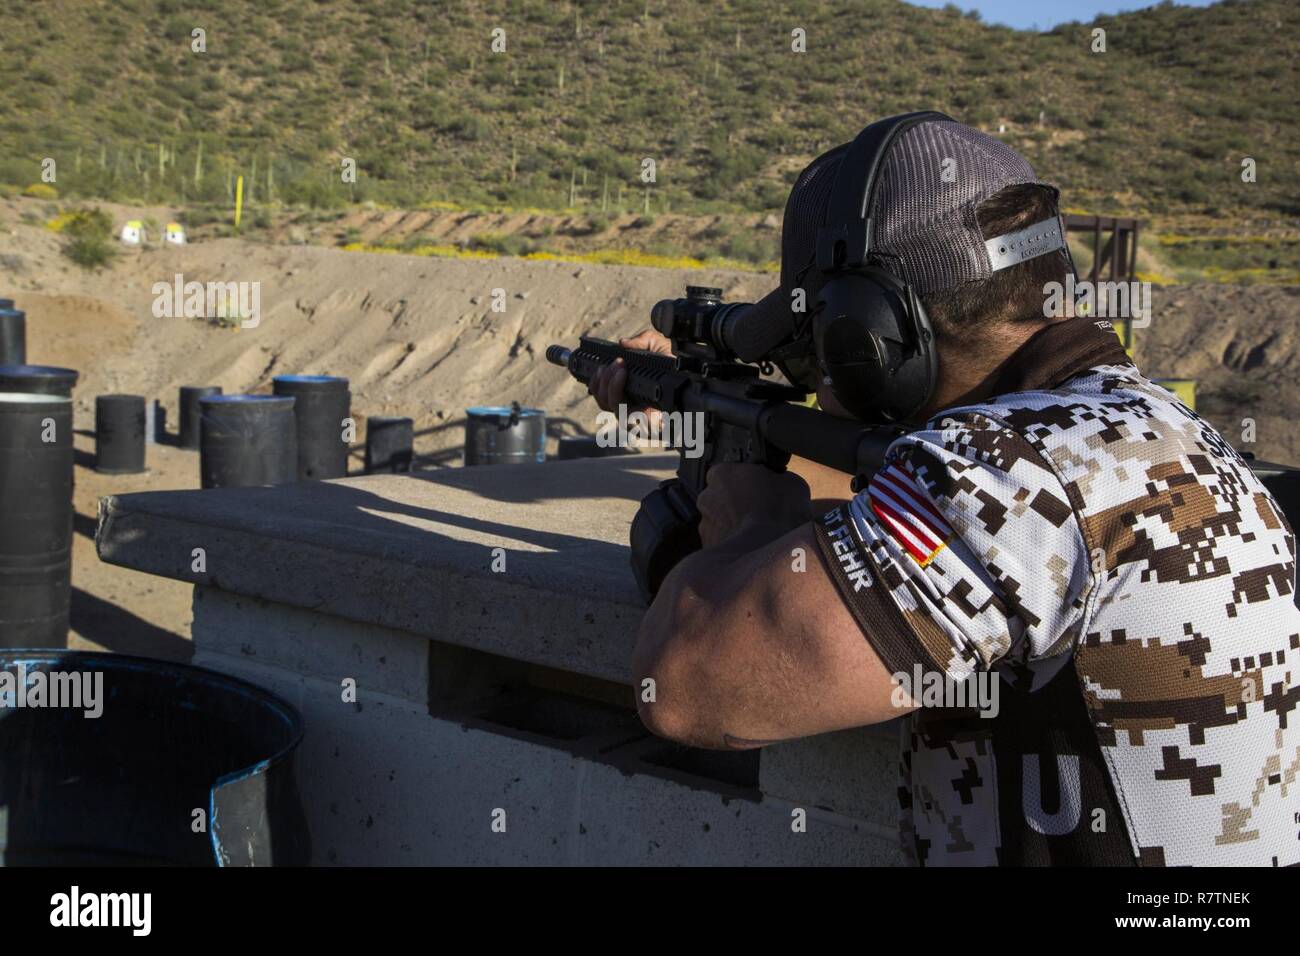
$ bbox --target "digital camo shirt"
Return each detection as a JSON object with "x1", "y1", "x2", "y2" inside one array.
[{"x1": 814, "y1": 317, "x2": 1299, "y2": 866}]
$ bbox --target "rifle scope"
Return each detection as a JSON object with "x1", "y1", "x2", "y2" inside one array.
[{"x1": 650, "y1": 286, "x2": 753, "y2": 362}]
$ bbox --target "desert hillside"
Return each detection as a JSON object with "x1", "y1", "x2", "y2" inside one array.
[
  {"x1": 4, "y1": 198, "x2": 1296, "y2": 466},
  {"x1": 4, "y1": 0, "x2": 1296, "y2": 224}
]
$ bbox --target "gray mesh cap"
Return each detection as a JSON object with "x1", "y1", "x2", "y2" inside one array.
[
  {"x1": 740, "y1": 118, "x2": 1071, "y2": 355},
  {"x1": 870, "y1": 119, "x2": 1066, "y2": 292}
]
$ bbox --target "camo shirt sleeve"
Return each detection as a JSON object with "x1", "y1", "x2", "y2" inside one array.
[{"x1": 813, "y1": 411, "x2": 1092, "y2": 689}]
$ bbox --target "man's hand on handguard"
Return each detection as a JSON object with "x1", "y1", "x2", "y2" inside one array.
[
  {"x1": 584, "y1": 328, "x2": 854, "y2": 508},
  {"x1": 587, "y1": 329, "x2": 671, "y2": 428}
]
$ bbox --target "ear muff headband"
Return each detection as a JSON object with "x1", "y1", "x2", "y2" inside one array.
[
  {"x1": 816, "y1": 110, "x2": 955, "y2": 272},
  {"x1": 812, "y1": 111, "x2": 954, "y2": 424}
]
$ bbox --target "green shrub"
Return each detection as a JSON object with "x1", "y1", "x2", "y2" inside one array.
[
  {"x1": 568, "y1": 215, "x2": 610, "y2": 236},
  {"x1": 61, "y1": 207, "x2": 117, "y2": 270},
  {"x1": 64, "y1": 235, "x2": 116, "y2": 269},
  {"x1": 469, "y1": 233, "x2": 536, "y2": 256}
]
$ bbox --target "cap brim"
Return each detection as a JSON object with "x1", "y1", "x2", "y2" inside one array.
[{"x1": 730, "y1": 282, "x2": 798, "y2": 363}]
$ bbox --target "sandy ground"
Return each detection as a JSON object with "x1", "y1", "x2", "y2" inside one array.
[
  {"x1": 66, "y1": 435, "x2": 198, "y2": 662},
  {"x1": 1, "y1": 197, "x2": 1296, "y2": 660}
]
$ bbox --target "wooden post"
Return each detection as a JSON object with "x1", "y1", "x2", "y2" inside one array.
[
  {"x1": 1091, "y1": 216, "x2": 1101, "y2": 283},
  {"x1": 1098, "y1": 233, "x2": 1116, "y2": 281},
  {"x1": 1108, "y1": 220, "x2": 1118, "y2": 281}
]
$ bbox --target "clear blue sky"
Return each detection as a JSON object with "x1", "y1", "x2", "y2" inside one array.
[{"x1": 905, "y1": 0, "x2": 1220, "y2": 31}]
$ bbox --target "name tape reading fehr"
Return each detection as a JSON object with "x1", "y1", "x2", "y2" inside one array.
[{"x1": 985, "y1": 217, "x2": 1066, "y2": 272}]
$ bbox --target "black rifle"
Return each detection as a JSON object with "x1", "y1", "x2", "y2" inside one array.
[{"x1": 547, "y1": 286, "x2": 900, "y2": 603}]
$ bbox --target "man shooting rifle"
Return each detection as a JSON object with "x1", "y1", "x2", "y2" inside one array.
[{"x1": 566, "y1": 112, "x2": 1300, "y2": 867}]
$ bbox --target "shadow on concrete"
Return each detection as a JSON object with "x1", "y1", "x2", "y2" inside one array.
[
  {"x1": 69, "y1": 587, "x2": 193, "y2": 663},
  {"x1": 377, "y1": 452, "x2": 663, "y2": 505},
  {"x1": 275, "y1": 463, "x2": 654, "y2": 562},
  {"x1": 103, "y1": 453, "x2": 670, "y2": 586}
]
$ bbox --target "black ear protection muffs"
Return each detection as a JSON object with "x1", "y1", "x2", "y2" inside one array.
[{"x1": 812, "y1": 111, "x2": 954, "y2": 424}]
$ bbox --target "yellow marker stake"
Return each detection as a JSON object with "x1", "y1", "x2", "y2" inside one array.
[{"x1": 234, "y1": 175, "x2": 244, "y2": 230}]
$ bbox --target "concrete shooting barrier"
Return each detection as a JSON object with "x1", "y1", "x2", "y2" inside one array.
[{"x1": 95, "y1": 454, "x2": 906, "y2": 865}]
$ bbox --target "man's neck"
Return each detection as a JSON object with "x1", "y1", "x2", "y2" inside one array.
[{"x1": 911, "y1": 318, "x2": 1054, "y2": 423}]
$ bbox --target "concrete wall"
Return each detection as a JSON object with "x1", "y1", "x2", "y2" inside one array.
[
  {"x1": 98, "y1": 457, "x2": 908, "y2": 865},
  {"x1": 192, "y1": 587, "x2": 905, "y2": 865}
]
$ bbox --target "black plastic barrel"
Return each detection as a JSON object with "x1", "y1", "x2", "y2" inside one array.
[
  {"x1": 557, "y1": 435, "x2": 635, "y2": 460},
  {"x1": 0, "y1": 393, "x2": 73, "y2": 648},
  {"x1": 272, "y1": 375, "x2": 351, "y2": 480},
  {"x1": 0, "y1": 650, "x2": 310, "y2": 865},
  {"x1": 0, "y1": 365, "x2": 78, "y2": 398},
  {"x1": 0, "y1": 303, "x2": 25, "y2": 366},
  {"x1": 198, "y1": 394, "x2": 298, "y2": 489},
  {"x1": 464, "y1": 404, "x2": 546, "y2": 467},
  {"x1": 365, "y1": 415, "x2": 414, "y2": 474},
  {"x1": 179, "y1": 385, "x2": 221, "y2": 449},
  {"x1": 95, "y1": 394, "x2": 146, "y2": 474}
]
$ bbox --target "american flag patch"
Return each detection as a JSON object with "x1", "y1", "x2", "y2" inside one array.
[{"x1": 867, "y1": 461, "x2": 952, "y2": 567}]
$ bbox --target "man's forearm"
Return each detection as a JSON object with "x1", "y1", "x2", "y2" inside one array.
[
  {"x1": 632, "y1": 516, "x2": 800, "y2": 748},
  {"x1": 634, "y1": 517, "x2": 796, "y2": 688},
  {"x1": 641, "y1": 516, "x2": 795, "y2": 638}
]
